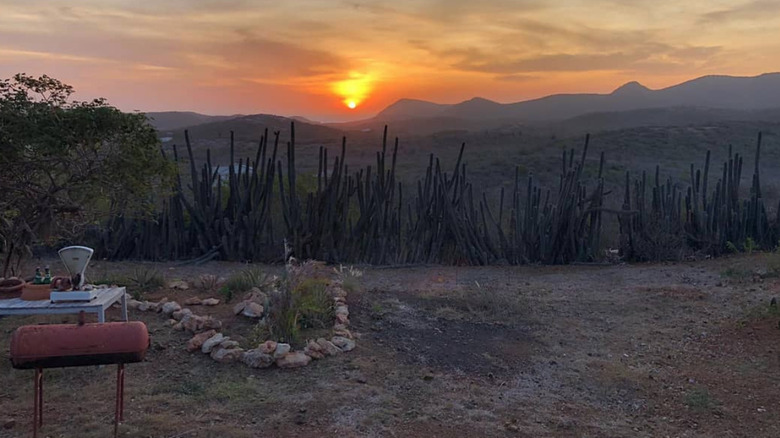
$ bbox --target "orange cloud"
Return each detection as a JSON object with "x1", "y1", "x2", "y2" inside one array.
[{"x1": 0, "y1": 0, "x2": 777, "y2": 120}]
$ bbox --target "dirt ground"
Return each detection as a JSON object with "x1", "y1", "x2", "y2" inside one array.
[{"x1": 1, "y1": 254, "x2": 779, "y2": 437}]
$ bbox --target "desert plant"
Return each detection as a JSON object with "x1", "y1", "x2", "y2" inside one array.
[
  {"x1": 245, "y1": 321, "x2": 271, "y2": 349},
  {"x1": 224, "y1": 267, "x2": 271, "y2": 296},
  {"x1": 90, "y1": 271, "x2": 129, "y2": 287},
  {"x1": 127, "y1": 266, "x2": 164, "y2": 299},
  {"x1": 218, "y1": 285, "x2": 234, "y2": 303},
  {"x1": 293, "y1": 278, "x2": 334, "y2": 329},
  {"x1": 333, "y1": 264, "x2": 363, "y2": 294},
  {"x1": 455, "y1": 282, "x2": 528, "y2": 322},
  {"x1": 263, "y1": 270, "x2": 334, "y2": 344},
  {"x1": 684, "y1": 387, "x2": 718, "y2": 412},
  {"x1": 196, "y1": 274, "x2": 222, "y2": 292},
  {"x1": 266, "y1": 285, "x2": 300, "y2": 344}
]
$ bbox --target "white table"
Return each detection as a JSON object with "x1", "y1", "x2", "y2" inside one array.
[{"x1": 0, "y1": 287, "x2": 128, "y2": 322}]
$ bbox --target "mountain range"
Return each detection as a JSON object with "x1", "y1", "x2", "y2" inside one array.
[
  {"x1": 146, "y1": 73, "x2": 780, "y2": 136},
  {"x1": 373, "y1": 73, "x2": 780, "y2": 122}
]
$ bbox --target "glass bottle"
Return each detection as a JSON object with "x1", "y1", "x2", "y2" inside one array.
[{"x1": 33, "y1": 267, "x2": 43, "y2": 285}]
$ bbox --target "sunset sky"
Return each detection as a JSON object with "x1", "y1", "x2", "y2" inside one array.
[{"x1": 1, "y1": 0, "x2": 778, "y2": 121}]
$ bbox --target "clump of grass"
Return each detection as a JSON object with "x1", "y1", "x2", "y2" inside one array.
[
  {"x1": 684, "y1": 387, "x2": 718, "y2": 412},
  {"x1": 245, "y1": 322, "x2": 270, "y2": 349},
  {"x1": 197, "y1": 274, "x2": 222, "y2": 292},
  {"x1": 90, "y1": 271, "x2": 128, "y2": 287},
  {"x1": 294, "y1": 278, "x2": 333, "y2": 330},
  {"x1": 127, "y1": 266, "x2": 164, "y2": 300},
  {"x1": 333, "y1": 264, "x2": 363, "y2": 293},
  {"x1": 741, "y1": 297, "x2": 780, "y2": 324},
  {"x1": 458, "y1": 282, "x2": 528, "y2": 322},
  {"x1": 221, "y1": 267, "x2": 272, "y2": 303},
  {"x1": 265, "y1": 276, "x2": 333, "y2": 345},
  {"x1": 720, "y1": 267, "x2": 752, "y2": 281}
]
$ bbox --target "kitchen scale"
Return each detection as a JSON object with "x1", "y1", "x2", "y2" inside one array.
[{"x1": 50, "y1": 246, "x2": 97, "y2": 303}]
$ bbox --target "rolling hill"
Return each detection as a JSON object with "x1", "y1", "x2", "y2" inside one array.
[{"x1": 146, "y1": 111, "x2": 243, "y2": 132}]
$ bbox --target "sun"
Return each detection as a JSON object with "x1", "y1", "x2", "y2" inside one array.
[{"x1": 332, "y1": 72, "x2": 373, "y2": 110}]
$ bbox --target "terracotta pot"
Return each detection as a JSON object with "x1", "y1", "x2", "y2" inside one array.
[
  {"x1": 0, "y1": 278, "x2": 24, "y2": 299},
  {"x1": 21, "y1": 283, "x2": 53, "y2": 301}
]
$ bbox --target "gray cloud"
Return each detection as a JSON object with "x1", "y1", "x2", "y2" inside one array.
[
  {"x1": 447, "y1": 43, "x2": 722, "y2": 74},
  {"x1": 700, "y1": 0, "x2": 780, "y2": 23}
]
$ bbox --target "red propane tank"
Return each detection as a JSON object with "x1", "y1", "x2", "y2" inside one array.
[{"x1": 9, "y1": 321, "x2": 149, "y2": 369}]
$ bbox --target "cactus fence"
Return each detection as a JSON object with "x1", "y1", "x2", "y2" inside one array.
[{"x1": 91, "y1": 125, "x2": 776, "y2": 265}]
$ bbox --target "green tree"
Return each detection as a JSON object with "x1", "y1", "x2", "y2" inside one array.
[{"x1": 0, "y1": 73, "x2": 173, "y2": 276}]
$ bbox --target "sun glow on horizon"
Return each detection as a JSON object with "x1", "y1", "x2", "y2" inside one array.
[{"x1": 333, "y1": 72, "x2": 372, "y2": 109}]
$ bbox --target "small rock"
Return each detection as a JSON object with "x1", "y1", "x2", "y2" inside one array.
[
  {"x1": 423, "y1": 372, "x2": 434, "y2": 381},
  {"x1": 276, "y1": 352, "x2": 312, "y2": 368},
  {"x1": 182, "y1": 314, "x2": 205, "y2": 333},
  {"x1": 127, "y1": 299, "x2": 143, "y2": 310},
  {"x1": 334, "y1": 329, "x2": 353, "y2": 339},
  {"x1": 241, "y1": 302, "x2": 264, "y2": 318},
  {"x1": 242, "y1": 350, "x2": 275, "y2": 368},
  {"x1": 335, "y1": 306, "x2": 349, "y2": 317},
  {"x1": 137, "y1": 302, "x2": 151, "y2": 312},
  {"x1": 211, "y1": 347, "x2": 243, "y2": 363},
  {"x1": 161, "y1": 301, "x2": 181, "y2": 315},
  {"x1": 303, "y1": 340, "x2": 325, "y2": 359},
  {"x1": 168, "y1": 280, "x2": 189, "y2": 290},
  {"x1": 316, "y1": 338, "x2": 342, "y2": 356},
  {"x1": 184, "y1": 297, "x2": 202, "y2": 306},
  {"x1": 331, "y1": 336, "x2": 356, "y2": 352},
  {"x1": 3, "y1": 419, "x2": 15, "y2": 429},
  {"x1": 335, "y1": 314, "x2": 350, "y2": 325},
  {"x1": 172, "y1": 308, "x2": 192, "y2": 321},
  {"x1": 201, "y1": 298, "x2": 220, "y2": 306},
  {"x1": 201, "y1": 316, "x2": 222, "y2": 331},
  {"x1": 167, "y1": 319, "x2": 178, "y2": 327},
  {"x1": 152, "y1": 298, "x2": 169, "y2": 312},
  {"x1": 187, "y1": 330, "x2": 217, "y2": 352},
  {"x1": 246, "y1": 288, "x2": 269, "y2": 304},
  {"x1": 258, "y1": 340, "x2": 277, "y2": 355},
  {"x1": 219, "y1": 339, "x2": 240, "y2": 350},
  {"x1": 201, "y1": 333, "x2": 225, "y2": 354},
  {"x1": 274, "y1": 343, "x2": 291, "y2": 358},
  {"x1": 173, "y1": 322, "x2": 184, "y2": 331},
  {"x1": 329, "y1": 287, "x2": 347, "y2": 298},
  {"x1": 233, "y1": 301, "x2": 247, "y2": 315}
]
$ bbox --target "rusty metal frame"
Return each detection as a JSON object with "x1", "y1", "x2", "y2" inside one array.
[{"x1": 31, "y1": 364, "x2": 125, "y2": 438}]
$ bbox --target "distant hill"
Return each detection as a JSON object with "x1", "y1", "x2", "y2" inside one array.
[
  {"x1": 548, "y1": 106, "x2": 780, "y2": 136},
  {"x1": 147, "y1": 111, "x2": 242, "y2": 132},
  {"x1": 375, "y1": 99, "x2": 451, "y2": 120},
  {"x1": 372, "y1": 73, "x2": 780, "y2": 123},
  {"x1": 167, "y1": 113, "x2": 343, "y2": 147}
]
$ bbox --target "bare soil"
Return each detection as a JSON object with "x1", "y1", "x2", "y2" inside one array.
[{"x1": 1, "y1": 254, "x2": 779, "y2": 437}]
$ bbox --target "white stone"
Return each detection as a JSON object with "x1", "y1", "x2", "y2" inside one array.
[
  {"x1": 273, "y1": 343, "x2": 291, "y2": 358},
  {"x1": 161, "y1": 301, "x2": 181, "y2": 315},
  {"x1": 331, "y1": 336, "x2": 356, "y2": 352},
  {"x1": 241, "y1": 302, "x2": 264, "y2": 318},
  {"x1": 201, "y1": 333, "x2": 225, "y2": 354}
]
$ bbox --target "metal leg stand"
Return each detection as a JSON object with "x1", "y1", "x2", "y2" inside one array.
[
  {"x1": 33, "y1": 368, "x2": 43, "y2": 438},
  {"x1": 114, "y1": 363, "x2": 125, "y2": 438}
]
